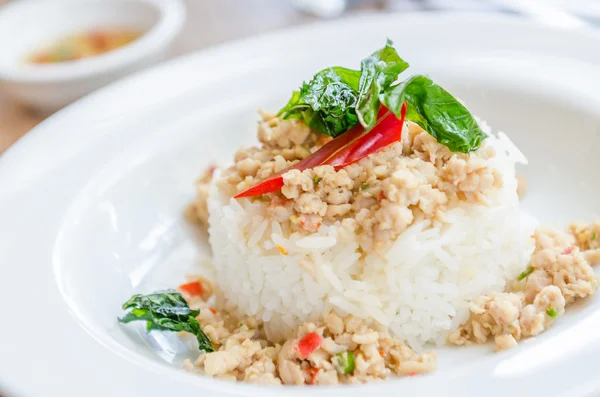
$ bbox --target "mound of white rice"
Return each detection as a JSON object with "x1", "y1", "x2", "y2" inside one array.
[{"x1": 208, "y1": 129, "x2": 532, "y2": 348}]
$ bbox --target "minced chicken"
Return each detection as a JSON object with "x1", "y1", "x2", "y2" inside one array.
[
  {"x1": 189, "y1": 110, "x2": 502, "y2": 250},
  {"x1": 450, "y1": 223, "x2": 599, "y2": 350},
  {"x1": 185, "y1": 110, "x2": 600, "y2": 383},
  {"x1": 179, "y1": 219, "x2": 599, "y2": 383},
  {"x1": 181, "y1": 277, "x2": 436, "y2": 385}
]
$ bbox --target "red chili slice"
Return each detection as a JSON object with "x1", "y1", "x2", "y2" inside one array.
[
  {"x1": 234, "y1": 105, "x2": 404, "y2": 199},
  {"x1": 297, "y1": 332, "x2": 322, "y2": 359},
  {"x1": 234, "y1": 176, "x2": 286, "y2": 199},
  {"x1": 234, "y1": 110, "x2": 383, "y2": 198},
  {"x1": 179, "y1": 281, "x2": 203, "y2": 297},
  {"x1": 324, "y1": 102, "x2": 407, "y2": 169}
]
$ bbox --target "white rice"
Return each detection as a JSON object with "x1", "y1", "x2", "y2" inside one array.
[{"x1": 207, "y1": 129, "x2": 533, "y2": 349}]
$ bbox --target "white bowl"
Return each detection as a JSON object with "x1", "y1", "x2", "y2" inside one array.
[{"x1": 0, "y1": 0, "x2": 185, "y2": 112}]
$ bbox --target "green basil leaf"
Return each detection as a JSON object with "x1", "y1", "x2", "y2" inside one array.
[
  {"x1": 119, "y1": 290, "x2": 214, "y2": 352},
  {"x1": 329, "y1": 66, "x2": 361, "y2": 91},
  {"x1": 381, "y1": 75, "x2": 487, "y2": 153},
  {"x1": 188, "y1": 316, "x2": 214, "y2": 352},
  {"x1": 279, "y1": 67, "x2": 361, "y2": 137},
  {"x1": 119, "y1": 310, "x2": 150, "y2": 324},
  {"x1": 121, "y1": 290, "x2": 199, "y2": 320},
  {"x1": 278, "y1": 90, "x2": 304, "y2": 117},
  {"x1": 356, "y1": 39, "x2": 409, "y2": 130},
  {"x1": 279, "y1": 42, "x2": 485, "y2": 153}
]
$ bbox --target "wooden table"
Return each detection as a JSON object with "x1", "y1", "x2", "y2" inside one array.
[{"x1": 0, "y1": 97, "x2": 42, "y2": 152}]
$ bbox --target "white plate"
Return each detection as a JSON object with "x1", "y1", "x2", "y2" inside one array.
[{"x1": 1, "y1": 12, "x2": 600, "y2": 397}]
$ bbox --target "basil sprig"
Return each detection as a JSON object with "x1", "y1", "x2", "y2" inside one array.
[
  {"x1": 119, "y1": 290, "x2": 214, "y2": 352},
  {"x1": 278, "y1": 40, "x2": 487, "y2": 153}
]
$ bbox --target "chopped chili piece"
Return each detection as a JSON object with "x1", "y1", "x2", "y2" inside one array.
[
  {"x1": 308, "y1": 367, "x2": 320, "y2": 385},
  {"x1": 562, "y1": 246, "x2": 574, "y2": 255},
  {"x1": 297, "y1": 332, "x2": 322, "y2": 358},
  {"x1": 179, "y1": 281, "x2": 203, "y2": 297},
  {"x1": 208, "y1": 307, "x2": 217, "y2": 315}
]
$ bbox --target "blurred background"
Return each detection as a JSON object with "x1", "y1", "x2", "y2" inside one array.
[{"x1": 0, "y1": 0, "x2": 599, "y2": 154}]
